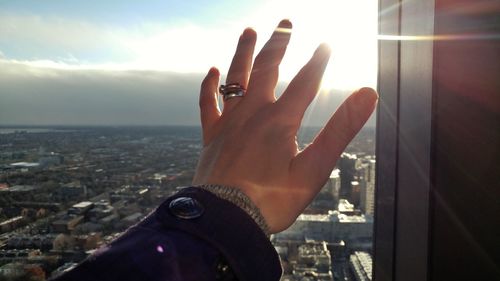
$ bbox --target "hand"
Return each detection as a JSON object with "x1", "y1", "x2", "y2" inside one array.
[{"x1": 193, "y1": 20, "x2": 378, "y2": 233}]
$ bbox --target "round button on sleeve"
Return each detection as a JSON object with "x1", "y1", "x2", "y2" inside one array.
[{"x1": 169, "y1": 197, "x2": 205, "y2": 219}]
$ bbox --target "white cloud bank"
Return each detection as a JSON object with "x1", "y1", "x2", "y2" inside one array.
[{"x1": 0, "y1": 59, "x2": 204, "y2": 126}]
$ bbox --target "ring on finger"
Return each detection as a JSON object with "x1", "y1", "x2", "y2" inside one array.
[{"x1": 219, "y1": 83, "x2": 246, "y2": 101}]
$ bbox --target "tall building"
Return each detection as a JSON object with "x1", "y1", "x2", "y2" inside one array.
[
  {"x1": 310, "y1": 169, "x2": 341, "y2": 211},
  {"x1": 350, "y1": 181, "x2": 361, "y2": 206},
  {"x1": 338, "y1": 153, "x2": 357, "y2": 201},
  {"x1": 359, "y1": 157, "x2": 376, "y2": 216},
  {"x1": 323, "y1": 169, "x2": 341, "y2": 204}
]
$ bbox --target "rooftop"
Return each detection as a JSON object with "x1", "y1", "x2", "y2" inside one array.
[
  {"x1": 330, "y1": 169, "x2": 340, "y2": 178},
  {"x1": 296, "y1": 213, "x2": 332, "y2": 222},
  {"x1": 0, "y1": 216, "x2": 24, "y2": 226},
  {"x1": 72, "y1": 201, "x2": 93, "y2": 209},
  {"x1": 9, "y1": 162, "x2": 39, "y2": 168},
  {"x1": 338, "y1": 199, "x2": 355, "y2": 213},
  {"x1": 338, "y1": 214, "x2": 369, "y2": 223}
]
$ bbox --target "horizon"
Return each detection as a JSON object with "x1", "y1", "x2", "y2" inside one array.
[{"x1": 0, "y1": 124, "x2": 377, "y2": 129}]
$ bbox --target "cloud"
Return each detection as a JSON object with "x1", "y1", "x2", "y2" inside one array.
[
  {"x1": 0, "y1": 13, "x2": 131, "y2": 62},
  {"x1": 0, "y1": 50, "x2": 376, "y2": 128},
  {"x1": 0, "y1": 59, "x2": 204, "y2": 126},
  {"x1": 0, "y1": 12, "x2": 239, "y2": 72},
  {"x1": 0, "y1": 58, "x2": 375, "y2": 127}
]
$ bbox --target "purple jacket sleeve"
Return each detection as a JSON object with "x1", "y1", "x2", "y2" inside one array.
[{"x1": 51, "y1": 187, "x2": 282, "y2": 281}]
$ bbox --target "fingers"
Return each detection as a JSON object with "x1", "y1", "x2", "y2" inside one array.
[
  {"x1": 246, "y1": 19, "x2": 292, "y2": 106},
  {"x1": 224, "y1": 28, "x2": 257, "y2": 112},
  {"x1": 276, "y1": 43, "x2": 331, "y2": 123},
  {"x1": 199, "y1": 67, "x2": 221, "y2": 143},
  {"x1": 290, "y1": 88, "x2": 378, "y2": 190}
]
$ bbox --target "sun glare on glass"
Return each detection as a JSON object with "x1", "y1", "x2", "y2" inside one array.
[{"x1": 255, "y1": 0, "x2": 378, "y2": 91}]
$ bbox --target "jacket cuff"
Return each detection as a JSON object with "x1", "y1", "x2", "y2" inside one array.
[
  {"x1": 155, "y1": 187, "x2": 282, "y2": 281},
  {"x1": 197, "y1": 184, "x2": 270, "y2": 236}
]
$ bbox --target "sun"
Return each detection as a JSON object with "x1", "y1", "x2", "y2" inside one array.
[
  {"x1": 125, "y1": 0, "x2": 378, "y2": 92},
  {"x1": 250, "y1": 0, "x2": 378, "y2": 91}
]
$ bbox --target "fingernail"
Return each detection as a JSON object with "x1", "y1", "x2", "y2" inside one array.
[
  {"x1": 278, "y1": 19, "x2": 292, "y2": 29},
  {"x1": 314, "y1": 43, "x2": 332, "y2": 61},
  {"x1": 208, "y1": 67, "x2": 219, "y2": 76},
  {"x1": 360, "y1": 87, "x2": 378, "y2": 98},
  {"x1": 241, "y1": 27, "x2": 256, "y2": 38},
  {"x1": 317, "y1": 43, "x2": 331, "y2": 54},
  {"x1": 357, "y1": 87, "x2": 379, "y2": 105}
]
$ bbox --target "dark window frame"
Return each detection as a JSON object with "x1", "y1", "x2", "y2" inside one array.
[{"x1": 374, "y1": 0, "x2": 435, "y2": 280}]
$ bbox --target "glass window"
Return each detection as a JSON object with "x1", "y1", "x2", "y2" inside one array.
[{"x1": 0, "y1": 1, "x2": 378, "y2": 280}]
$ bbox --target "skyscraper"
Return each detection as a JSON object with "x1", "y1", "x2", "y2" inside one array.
[
  {"x1": 359, "y1": 158, "x2": 376, "y2": 216},
  {"x1": 338, "y1": 153, "x2": 357, "y2": 201}
]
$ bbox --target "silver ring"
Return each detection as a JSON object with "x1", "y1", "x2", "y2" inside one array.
[
  {"x1": 219, "y1": 83, "x2": 245, "y2": 101},
  {"x1": 223, "y1": 91, "x2": 245, "y2": 101}
]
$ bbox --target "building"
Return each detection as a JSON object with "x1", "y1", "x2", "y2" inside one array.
[
  {"x1": 67, "y1": 201, "x2": 94, "y2": 216},
  {"x1": 350, "y1": 181, "x2": 361, "y2": 206},
  {"x1": 60, "y1": 182, "x2": 87, "y2": 200},
  {"x1": 335, "y1": 214, "x2": 373, "y2": 250},
  {"x1": 6, "y1": 234, "x2": 56, "y2": 251},
  {"x1": 274, "y1": 209, "x2": 373, "y2": 250},
  {"x1": 39, "y1": 152, "x2": 64, "y2": 168},
  {"x1": 0, "y1": 216, "x2": 25, "y2": 233},
  {"x1": 0, "y1": 262, "x2": 46, "y2": 281},
  {"x1": 337, "y1": 199, "x2": 357, "y2": 215},
  {"x1": 119, "y1": 212, "x2": 143, "y2": 228},
  {"x1": 310, "y1": 169, "x2": 341, "y2": 211},
  {"x1": 338, "y1": 154, "x2": 376, "y2": 212},
  {"x1": 9, "y1": 162, "x2": 40, "y2": 171},
  {"x1": 52, "y1": 216, "x2": 84, "y2": 233},
  {"x1": 293, "y1": 242, "x2": 333, "y2": 281},
  {"x1": 349, "y1": 251, "x2": 372, "y2": 281},
  {"x1": 88, "y1": 201, "x2": 114, "y2": 222},
  {"x1": 275, "y1": 213, "x2": 332, "y2": 242},
  {"x1": 338, "y1": 153, "x2": 357, "y2": 202},
  {"x1": 359, "y1": 158, "x2": 375, "y2": 216}
]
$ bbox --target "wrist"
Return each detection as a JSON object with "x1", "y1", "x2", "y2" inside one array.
[{"x1": 196, "y1": 184, "x2": 270, "y2": 236}]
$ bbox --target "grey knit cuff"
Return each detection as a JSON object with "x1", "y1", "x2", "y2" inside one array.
[{"x1": 197, "y1": 184, "x2": 270, "y2": 236}]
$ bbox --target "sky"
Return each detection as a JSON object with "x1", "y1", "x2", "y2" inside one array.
[{"x1": 0, "y1": 0, "x2": 378, "y2": 126}]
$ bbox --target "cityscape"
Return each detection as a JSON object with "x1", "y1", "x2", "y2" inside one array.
[{"x1": 0, "y1": 126, "x2": 375, "y2": 281}]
